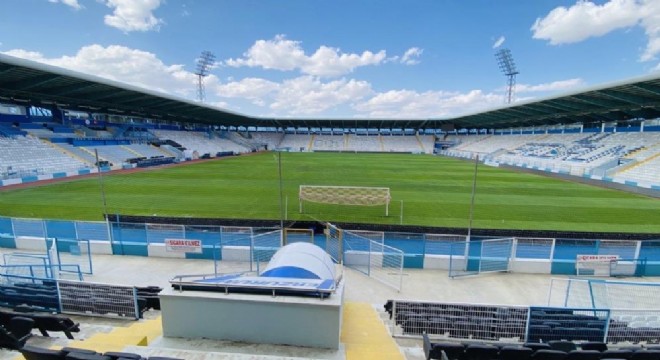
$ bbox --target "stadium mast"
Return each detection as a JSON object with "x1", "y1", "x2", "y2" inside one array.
[
  {"x1": 194, "y1": 51, "x2": 216, "y2": 103},
  {"x1": 495, "y1": 48, "x2": 519, "y2": 104}
]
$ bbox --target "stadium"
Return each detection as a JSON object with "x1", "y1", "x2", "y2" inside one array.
[{"x1": 0, "y1": 17, "x2": 660, "y2": 360}]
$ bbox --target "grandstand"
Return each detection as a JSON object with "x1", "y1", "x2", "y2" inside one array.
[
  {"x1": 5, "y1": 123, "x2": 656, "y2": 188},
  {"x1": 1, "y1": 121, "x2": 659, "y2": 192}
]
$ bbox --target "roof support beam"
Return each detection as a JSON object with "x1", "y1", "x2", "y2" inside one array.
[
  {"x1": 47, "y1": 82, "x2": 102, "y2": 96},
  {"x1": 633, "y1": 83, "x2": 660, "y2": 96},
  {"x1": 597, "y1": 90, "x2": 647, "y2": 105},
  {"x1": 0, "y1": 73, "x2": 61, "y2": 90}
]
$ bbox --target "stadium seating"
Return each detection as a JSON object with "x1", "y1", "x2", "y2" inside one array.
[
  {"x1": 389, "y1": 300, "x2": 660, "y2": 345},
  {"x1": 441, "y1": 131, "x2": 660, "y2": 186},
  {"x1": 312, "y1": 135, "x2": 343, "y2": 151},
  {"x1": 345, "y1": 134, "x2": 381, "y2": 152},
  {"x1": 422, "y1": 332, "x2": 660, "y2": 360},
  {"x1": 152, "y1": 130, "x2": 249, "y2": 156},
  {"x1": 19, "y1": 345, "x2": 65, "y2": 360},
  {"x1": 277, "y1": 134, "x2": 312, "y2": 151},
  {"x1": 387, "y1": 300, "x2": 528, "y2": 341},
  {"x1": 0, "y1": 282, "x2": 60, "y2": 311},
  {"x1": 0, "y1": 136, "x2": 90, "y2": 179},
  {"x1": 381, "y1": 134, "x2": 433, "y2": 153},
  {"x1": 0, "y1": 309, "x2": 80, "y2": 339},
  {"x1": 20, "y1": 345, "x2": 184, "y2": 360},
  {"x1": 0, "y1": 316, "x2": 33, "y2": 350},
  {"x1": 246, "y1": 131, "x2": 284, "y2": 150},
  {"x1": 30, "y1": 313, "x2": 81, "y2": 339}
]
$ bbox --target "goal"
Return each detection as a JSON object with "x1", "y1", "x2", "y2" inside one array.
[{"x1": 299, "y1": 185, "x2": 391, "y2": 215}]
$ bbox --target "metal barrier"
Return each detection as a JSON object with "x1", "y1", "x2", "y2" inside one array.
[
  {"x1": 548, "y1": 278, "x2": 660, "y2": 309},
  {"x1": 449, "y1": 238, "x2": 514, "y2": 278},
  {"x1": 58, "y1": 280, "x2": 140, "y2": 319},
  {"x1": 213, "y1": 229, "x2": 282, "y2": 275},
  {"x1": 388, "y1": 299, "x2": 529, "y2": 341},
  {"x1": 343, "y1": 229, "x2": 404, "y2": 292}
]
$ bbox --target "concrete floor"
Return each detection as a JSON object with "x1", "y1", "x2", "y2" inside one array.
[{"x1": 1, "y1": 250, "x2": 655, "y2": 359}]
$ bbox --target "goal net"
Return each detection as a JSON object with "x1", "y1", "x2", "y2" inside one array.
[{"x1": 299, "y1": 185, "x2": 391, "y2": 215}]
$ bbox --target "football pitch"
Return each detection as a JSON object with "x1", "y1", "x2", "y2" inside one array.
[{"x1": 0, "y1": 152, "x2": 658, "y2": 233}]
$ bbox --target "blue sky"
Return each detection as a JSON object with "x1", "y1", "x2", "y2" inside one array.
[{"x1": 0, "y1": 0, "x2": 659, "y2": 118}]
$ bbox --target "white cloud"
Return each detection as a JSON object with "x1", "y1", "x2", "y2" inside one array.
[
  {"x1": 354, "y1": 78, "x2": 587, "y2": 118},
  {"x1": 104, "y1": 0, "x2": 163, "y2": 32},
  {"x1": 354, "y1": 89, "x2": 504, "y2": 118},
  {"x1": 225, "y1": 35, "x2": 387, "y2": 77},
  {"x1": 0, "y1": 44, "x2": 592, "y2": 118},
  {"x1": 492, "y1": 36, "x2": 506, "y2": 49},
  {"x1": 516, "y1": 78, "x2": 585, "y2": 93},
  {"x1": 48, "y1": 0, "x2": 82, "y2": 10},
  {"x1": 217, "y1": 75, "x2": 373, "y2": 114},
  {"x1": 640, "y1": 1, "x2": 660, "y2": 61},
  {"x1": 217, "y1": 78, "x2": 279, "y2": 107},
  {"x1": 3, "y1": 45, "x2": 200, "y2": 98},
  {"x1": 270, "y1": 76, "x2": 372, "y2": 114},
  {"x1": 400, "y1": 47, "x2": 423, "y2": 65},
  {"x1": 531, "y1": 0, "x2": 660, "y2": 61}
]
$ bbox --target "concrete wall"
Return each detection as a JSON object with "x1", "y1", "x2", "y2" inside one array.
[
  {"x1": 160, "y1": 283, "x2": 344, "y2": 349},
  {"x1": 423, "y1": 255, "x2": 551, "y2": 274}
]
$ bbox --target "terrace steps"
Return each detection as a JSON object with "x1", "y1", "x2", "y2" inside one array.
[
  {"x1": 415, "y1": 134, "x2": 426, "y2": 153},
  {"x1": 79, "y1": 146, "x2": 109, "y2": 163},
  {"x1": 43, "y1": 139, "x2": 94, "y2": 166},
  {"x1": 121, "y1": 145, "x2": 144, "y2": 158},
  {"x1": 341, "y1": 301, "x2": 404, "y2": 360},
  {"x1": 307, "y1": 134, "x2": 316, "y2": 151},
  {"x1": 615, "y1": 150, "x2": 660, "y2": 175}
]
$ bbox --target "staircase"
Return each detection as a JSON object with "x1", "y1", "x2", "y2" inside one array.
[
  {"x1": 120, "y1": 145, "x2": 144, "y2": 158},
  {"x1": 415, "y1": 134, "x2": 426, "y2": 153},
  {"x1": 307, "y1": 134, "x2": 316, "y2": 151},
  {"x1": 42, "y1": 140, "x2": 95, "y2": 166}
]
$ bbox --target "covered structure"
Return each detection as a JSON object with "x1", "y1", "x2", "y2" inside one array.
[{"x1": 261, "y1": 242, "x2": 336, "y2": 280}]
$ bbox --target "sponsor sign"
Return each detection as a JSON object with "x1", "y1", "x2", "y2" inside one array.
[
  {"x1": 577, "y1": 254, "x2": 619, "y2": 263},
  {"x1": 165, "y1": 239, "x2": 202, "y2": 254},
  {"x1": 196, "y1": 275, "x2": 336, "y2": 291}
]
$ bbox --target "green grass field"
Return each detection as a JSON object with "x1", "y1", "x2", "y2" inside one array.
[{"x1": 0, "y1": 152, "x2": 658, "y2": 233}]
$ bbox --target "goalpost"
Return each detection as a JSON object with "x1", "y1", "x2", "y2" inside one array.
[{"x1": 299, "y1": 185, "x2": 391, "y2": 216}]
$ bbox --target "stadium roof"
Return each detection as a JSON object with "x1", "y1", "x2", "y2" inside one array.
[
  {"x1": 1, "y1": 53, "x2": 659, "y2": 130},
  {"x1": 438, "y1": 73, "x2": 660, "y2": 129}
]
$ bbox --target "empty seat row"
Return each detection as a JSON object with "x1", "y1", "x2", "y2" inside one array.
[
  {"x1": 528, "y1": 325, "x2": 605, "y2": 342},
  {"x1": 404, "y1": 316, "x2": 526, "y2": 340},
  {"x1": 20, "y1": 345, "x2": 183, "y2": 360},
  {"x1": 0, "y1": 316, "x2": 33, "y2": 350},
  {"x1": 0, "y1": 290, "x2": 60, "y2": 311},
  {"x1": 423, "y1": 335, "x2": 660, "y2": 360},
  {"x1": 0, "y1": 309, "x2": 80, "y2": 339}
]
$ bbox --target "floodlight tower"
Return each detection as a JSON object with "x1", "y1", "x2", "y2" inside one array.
[
  {"x1": 495, "y1": 48, "x2": 519, "y2": 104},
  {"x1": 194, "y1": 51, "x2": 216, "y2": 103}
]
